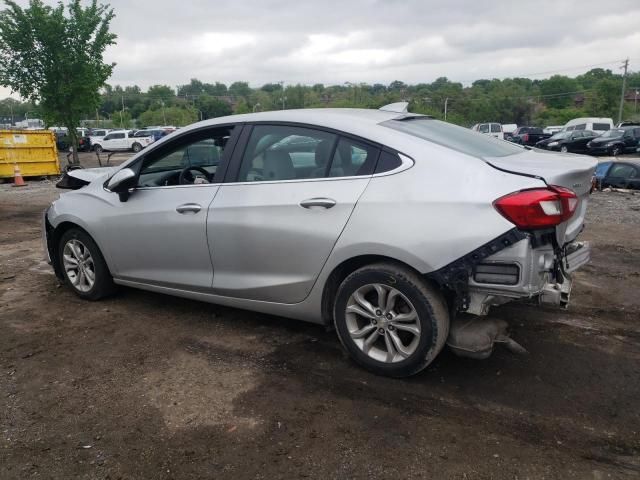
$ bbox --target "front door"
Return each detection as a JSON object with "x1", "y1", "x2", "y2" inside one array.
[
  {"x1": 101, "y1": 125, "x2": 238, "y2": 289},
  {"x1": 208, "y1": 124, "x2": 380, "y2": 303}
]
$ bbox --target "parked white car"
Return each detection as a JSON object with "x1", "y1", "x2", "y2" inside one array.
[
  {"x1": 88, "y1": 128, "x2": 111, "y2": 149},
  {"x1": 471, "y1": 122, "x2": 504, "y2": 140},
  {"x1": 562, "y1": 118, "x2": 613, "y2": 134},
  {"x1": 543, "y1": 125, "x2": 563, "y2": 135},
  {"x1": 92, "y1": 130, "x2": 153, "y2": 153}
]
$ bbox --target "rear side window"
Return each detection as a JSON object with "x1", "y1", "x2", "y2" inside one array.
[
  {"x1": 237, "y1": 125, "x2": 337, "y2": 181},
  {"x1": 574, "y1": 124, "x2": 586, "y2": 130},
  {"x1": 381, "y1": 118, "x2": 524, "y2": 158},
  {"x1": 330, "y1": 138, "x2": 378, "y2": 177},
  {"x1": 478, "y1": 124, "x2": 489, "y2": 133},
  {"x1": 375, "y1": 150, "x2": 402, "y2": 173},
  {"x1": 593, "y1": 123, "x2": 610, "y2": 131}
]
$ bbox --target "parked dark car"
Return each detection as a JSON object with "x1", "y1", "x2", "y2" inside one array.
[
  {"x1": 535, "y1": 130, "x2": 600, "y2": 153},
  {"x1": 509, "y1": 127, "x2": 551, "y2": 146},
  {"x1": 586, "y1": 127, "x2": 640, "y2": 156},
  {"x1": 55, "y1": 131, "x2": 91, "y2": 152},
  {"x1": 593, "y1": 160, "x2": 640, "y2": 190}
]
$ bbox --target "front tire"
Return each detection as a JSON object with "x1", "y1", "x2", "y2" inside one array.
[
  {"x1": 560, "y1": 145, "x2": 569, "y2": 153},
  {"x1": 93, "y1": 144, "x2": 103, "y2": 154},
  {"x1": 132, "y1": 142, "x2": 142, "y2": 153},
  {"x1": 333, "y1": 263, "x2": 449, "y2": 377},
  {"x1": 58, "y1": 228, "x2": 116, "y2": 300},
  {"x1": 611, "y1": 145, "x2": 622, "y2": 156}
]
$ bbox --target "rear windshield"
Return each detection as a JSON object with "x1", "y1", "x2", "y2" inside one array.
[{"x1": 381, "y1": 117, "x2": 524, "y2": 158}]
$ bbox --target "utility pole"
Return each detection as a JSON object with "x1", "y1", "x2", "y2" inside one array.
[
  {"x1": 617, "y1": 58, "x2": 629, "y2": 125},
  {"x1": 444, "y1": 97, "x2": 449, "y2": 121},
  {"x1": 120, "y1": 94, "x2": 125, "y2": 128},
  {"x1": 280, "y1": 81, "x2": 286, "y2": 110}
]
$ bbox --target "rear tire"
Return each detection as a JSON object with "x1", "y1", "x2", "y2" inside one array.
[
  {"x1": 333, "y1": 262, "x2": 449, "y2": 377},
  {"x1": 58, "y1": 228, "x2": 116, "y2": 300}
]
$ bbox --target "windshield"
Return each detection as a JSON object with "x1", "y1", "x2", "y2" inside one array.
[
  {"x1": 550, "y1": 131, "x2": 570, "y2": 140},
  {"x1": 381, "y1": 117, "x2": 524, "y2": 158},
  {"x1": 600, "y1": 129, "x2": 624, "y2": 139}
]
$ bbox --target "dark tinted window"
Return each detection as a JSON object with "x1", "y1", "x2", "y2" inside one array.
[
  {"x1": 238, "y1": 125, "x2": 337, "y2": 182},
  {"x1": 574, "y1": 124, "x2": 586, "y2": 130},
  {"x1": 375, "y1": 150, "x2": 402, "y2": 173},
  {"x1": 329, "y1": 138, "x2": 378, "y2": 177},
  {"x1": 382, "y1": 118, "x2": 524, "y2": 158},
  {"x1": 490, "y1": 123, "x2": 502, "y2": 133},
  {"x1": 593, "y1": 123, "x2": 610, "y2": 131},
  {"x1": 609, "y1": 164, "x2": 637, "y2": 178},
  {"x1": 478, "y1": 124, "x2": 489, "y2": 133}
]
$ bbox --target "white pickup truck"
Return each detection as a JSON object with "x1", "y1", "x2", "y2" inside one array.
[{"x1": 92, "y1": 130, "x2": 153, "y2": 154}]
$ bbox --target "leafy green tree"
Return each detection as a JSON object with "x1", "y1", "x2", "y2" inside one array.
[
  {"x1": 229, "y1": 81, "x2": 251, "y2": 98},
  {"x1": 147, "y1": 85, "x2": 175, "y2": 104},
  {"x1": 196, "y1": 94, "x2": 232, "y2": 119},
  {"x1": 138, "y1": 106, "x2": 197, "y2": 127},
  {"x1": 0, "y1": 0, "x2": 116, "y2": 163},
  {"x1": 538, "y1": 75, "x2": 579, "y2": 109}
]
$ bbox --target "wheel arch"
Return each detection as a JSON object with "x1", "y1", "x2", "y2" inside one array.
[
  {"x1": 49, "y1": 221, "x2": 112, "y2": 279},
  {"x1": 320, "y1": 254, "x2": 450, "y2": 325}
]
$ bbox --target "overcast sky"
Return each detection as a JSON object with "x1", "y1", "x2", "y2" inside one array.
[{"x1": 2, "y1": 0, "x2": 640, "y2": 98}]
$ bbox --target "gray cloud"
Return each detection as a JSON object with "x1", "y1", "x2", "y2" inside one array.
[{"x1": 1, "y1": 0, "x2": 639, "y2": 98}]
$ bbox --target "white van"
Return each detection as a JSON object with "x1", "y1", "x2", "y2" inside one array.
[
  {"x1": 471, "y1": 122, "x2": 504, "y2": 140},
  {"x1": 562, "y1": 118, "x2": 613, "y2": 134}
]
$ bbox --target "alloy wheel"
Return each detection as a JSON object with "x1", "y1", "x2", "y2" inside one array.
[
  {"x1": 62, "y1": 239, "x2": 95, "y2": 292},
  {"x1": 345, "y1": 283, "x2": 421, "y2": 363}
]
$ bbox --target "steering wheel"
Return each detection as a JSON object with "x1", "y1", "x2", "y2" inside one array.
[{"x1": 179, "y1": 166, "x2": 211, "y2": 185}]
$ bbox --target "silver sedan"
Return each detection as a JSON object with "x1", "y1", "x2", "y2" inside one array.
[{"x1": 44, "y1": 106, "x2": 596, "y2": 377}]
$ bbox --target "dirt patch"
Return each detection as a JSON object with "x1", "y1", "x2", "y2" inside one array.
[{"x1": 0, "y1": 183, "x2": 639, "y2": 479}]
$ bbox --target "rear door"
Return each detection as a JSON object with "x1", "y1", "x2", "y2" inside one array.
[{"x1": 208, "y1": 124, "x2": 379, "y2": 303}]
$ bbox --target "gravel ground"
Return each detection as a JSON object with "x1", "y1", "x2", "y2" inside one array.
[{"x1": 0, "y1": 156, "x2": 639, "y2": 479}]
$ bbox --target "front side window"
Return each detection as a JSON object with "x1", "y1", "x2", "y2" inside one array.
[
  {"x1": 137, "y1": 126, "x2": 233, "y2": 187},
  {"x1": 490, "y1": 123, "x2": 502, "y2": 133},
  {"x1": 237, "y1": 125, "x2": 337, "y2": 182},
  {"x1": 574, "y1": 124, "x2": 586, "y2": 130}
]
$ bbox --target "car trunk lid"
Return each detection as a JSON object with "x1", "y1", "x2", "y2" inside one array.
[{"x1": 485, "y1": 150, "x2": 597, "y2": 245}]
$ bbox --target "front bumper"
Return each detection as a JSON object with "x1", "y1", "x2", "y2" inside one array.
[
  {"x1": 586, "y1": 145, "x2": 611, "y2": 155},
  {"x1": 42, "y1": 207, "x2": 52, "y2": 264}
]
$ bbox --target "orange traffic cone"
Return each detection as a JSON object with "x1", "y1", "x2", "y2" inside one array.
[{"x1": 13, "y1": 164, "x2": 26, "y2": 187}]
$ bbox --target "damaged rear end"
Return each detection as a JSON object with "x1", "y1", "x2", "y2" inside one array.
[{"x1": 445, "y1": 150, "x2": 597, "y2": 358}]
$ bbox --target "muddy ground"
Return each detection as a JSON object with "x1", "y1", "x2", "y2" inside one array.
[{"x1": 1, "y1": 154, "x2": 639, "y2": 479}]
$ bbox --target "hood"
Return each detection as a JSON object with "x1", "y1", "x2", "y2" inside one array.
[{"x1": 590, "y1": 136, "x2": 621, "y2": 145}]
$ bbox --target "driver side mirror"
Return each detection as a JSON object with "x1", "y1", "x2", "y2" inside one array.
[{"x1": 107, "y1": 168, "x2": 137, "y2": 202}]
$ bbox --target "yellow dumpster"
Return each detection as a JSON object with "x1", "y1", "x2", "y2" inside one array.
[{"x1": 0, "y1": 129, "x2": 60, "y2": 178}]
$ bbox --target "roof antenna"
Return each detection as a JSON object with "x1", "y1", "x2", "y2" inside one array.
[{"x1": 379, "y1": 102, "x2": 409, "y2": 113}]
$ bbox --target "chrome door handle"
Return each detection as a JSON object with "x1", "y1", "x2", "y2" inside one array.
[
  {"x1": 299, "y1": 197, "x2": 336, "y2": 209},
  {"x1": 176, "y1": 203, "x2": 202, "y2": 214}
]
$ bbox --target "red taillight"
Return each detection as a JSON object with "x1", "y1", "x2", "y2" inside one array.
[
  {"x1": 523, "y1": 133, "x2": 529, "y2": 142},
  {"x1": 493, "y1": 186, "x2": 578, "y2": 229}
]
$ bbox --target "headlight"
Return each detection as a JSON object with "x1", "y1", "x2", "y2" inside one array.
[{"x1": 548, "y1": 141, "x2": 558, "y2": 147}]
